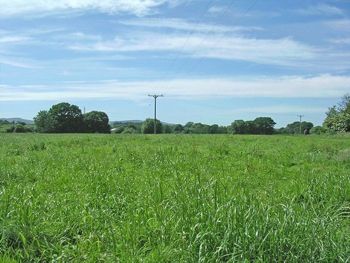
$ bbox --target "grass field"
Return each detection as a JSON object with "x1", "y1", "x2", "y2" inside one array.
[{"x1": 0, "y1": 134, "x2": 349, "y2": 262}]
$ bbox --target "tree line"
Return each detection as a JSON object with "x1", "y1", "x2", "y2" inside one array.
[{"x1": 3, "y1": 94, "x2": 349, "y2": 134}]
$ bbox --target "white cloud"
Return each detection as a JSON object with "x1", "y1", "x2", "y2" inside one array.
[
  {"x1": 0, "y1": 0, "x2": 183, "y2": 17},
  {"x1": 207, "y1": 6, "x2": 226, "y2": 14},
  {"x1": 229, "y1": 106, "x2": 327, "y2": 114},
  {"x1": 0, "y1": 57, "x2": 39, "y2": 69},
  {"x1": 326, "y1": 19, "x2": 350, "y2": 31},
  {"x1": 0, "y1": 74, "x2": 349, "y2": 101},
  {"x1": 69, "y1": 32, "x2": 316, "y2": 66},
  {"x1": 120, "y1": 18, "x2": 262, "y2": 33},
  {"x1": 0, "y1": 36, "x2": 30, "y2": 43},
  {"x1": 329, "y1": 38, "x2": 350, "y2": 44},
  {"x1": 297, "y1": 4, "x2": 344, "y2": 16}
]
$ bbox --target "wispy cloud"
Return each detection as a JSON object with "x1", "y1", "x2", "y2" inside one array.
[
  {"x1": 207, "y1": 6, "x2": 226, "y2": 15},
  {"x1": 0, "y1": 36, "x2": 31, "y2": 43},
  {"x1": 68, "y1": 32, "x2": 316, "y2": 66},
  {"x1": 325, "y1": 19, "x2": 350, "y2": 31},
  {"x1": 296, "y1": 4, "x2": 344, "y2": 16},
  {"x1": 329, "y1": 38, "x2": 350, "y2": 45},
  {"x1": 1, "y1": 74, "x2": 349, "y2": 101},
  {"x1": 229, "y1": 106, "x2": 327, "y2": 114},
  {"x1": 0, "y1": 0, "x2": 183, "y2": 17},
  {"x1": 0, "y1": 57, "x2": 39, "y2": 69},
  {"x1": 120, "y1": 18, "x2": 262, "y2": 33}
]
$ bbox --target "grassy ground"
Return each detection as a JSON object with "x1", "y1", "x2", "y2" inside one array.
[{"x1": 0, "y1": 134, "x2": 349, "y2": 262}]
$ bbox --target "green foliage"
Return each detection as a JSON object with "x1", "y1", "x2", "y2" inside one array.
[
  {"x1": 173, "y1": 124, "x2": 184, "y2": 133},
  {"x1": 323, "y1": 94, "x2": 350, "y2": 133},
  {"x1": 35, "y1": 103, "x2": 111, "y2": 133},
  {"x1": 231, "y1": 117, "x2": 276, "y2": 134},
  {"x1": 83, "y1": 111, "x2": 110, "y2": 133},
  {"x1": 284, "y1": 121, "x2": 314, "y2": 134},
  {"x1": 253, "y1": 117, "x2": 276, "y2": 134},
  {"x1": 6, "y1": 124, "x2": 33, "y2": 133},
  {"x1": 0, "y1": 120, "x2": 10, "y2": 125},
  {"x1": 49, "y1": 102, "x2": 84, "y2": 133},
  {"x1": 0, "y1": 134, "x2": 349, "y2": 261},
  {"x1": 310, "y1": 126, "x2": 326, "y2": 135},
  {"x1": 34, "y1": 110, "x2": 53, "y2": 133},
  {"x1": 182, "y1": 122, "x2": 227, "y2": 134},
  {"x1": 142, "y1": 118, "x2": 162, "y2": 134},
  {"x1": 162, "y1": 124, "x2": 172, "y2": 134}
]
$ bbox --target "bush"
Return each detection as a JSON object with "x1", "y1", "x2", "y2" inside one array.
[
  {"x1": 310, "y1": 126, "x2": 326, "y2": 135},
  {"x1": 142, "y1": 119, "x2": 162, "y2": 134}
]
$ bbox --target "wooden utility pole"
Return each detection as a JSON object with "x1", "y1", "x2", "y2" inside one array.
[
  {"x1": 297, "y1": 115, "x2": 304, "y2": 134},
  {"x1": 148, "y1": 94, "x2": 163, "y2": 134}
]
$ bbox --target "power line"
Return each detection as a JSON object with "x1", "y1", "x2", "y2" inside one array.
[{"x1": 148, "y1": 94, "x2": 164, "y2": 134}]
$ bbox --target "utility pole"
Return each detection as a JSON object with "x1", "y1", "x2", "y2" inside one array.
[
  {"x1": 297, "y1": 115, "x2": 304, "y2": 134},
  {"x1": 148, "y1": 94, "x2": 164, "y2": 134}
]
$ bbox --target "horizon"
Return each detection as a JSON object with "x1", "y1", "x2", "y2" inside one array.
[{"x1": 1, "y1": 0, "x2": 350, "y2": 127}]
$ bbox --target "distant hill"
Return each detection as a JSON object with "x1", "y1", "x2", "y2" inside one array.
[
  {"x1": 0, "y1": 118, "x2": 34, "y2": 125},
  {"x1": 111, "y1": 120, "x2": 143, "y2": 125},
  {"x1": 111, "y1": 120, "x2": 176, "y2": 126}
]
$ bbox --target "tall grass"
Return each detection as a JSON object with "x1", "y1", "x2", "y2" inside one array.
[{"x1": 0, "y1": 134, "x2": 349, "y2": 262}]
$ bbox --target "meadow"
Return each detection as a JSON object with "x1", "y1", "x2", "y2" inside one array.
[{"x1": 0, "y1": 134, "x2": 349, "y2": 262}]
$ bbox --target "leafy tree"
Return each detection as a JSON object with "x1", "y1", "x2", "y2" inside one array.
[
  {"x1": 231, "y1": 117, "x2": 276, "y2": 134},
  {"x1": 163, "y1": 125, "x2": 173, "y2": 134},
  {"x1": 253, "y1": 117, "x2": 276, "y2": 134},
  {"x1": 285, "y1": 121, "x2": 314, "y2": 134},
  {"x1": 83, "y1": 111, "x2": 110, "y2": 133},
  {"x1": 310, "y1": 126, "x2": 326, "y2": 135},
  {"x1": 173, "y1": 124, "x2": 184, "y2": 133},
  {"x1": 34, "y1": 110, "x2": 54, "y2": 133},
  {"x1": 142, "y1": 118, "x2": 162, "y2": 134},
  {"x1": 190, "y1": 123, "x2": 210, "y2": 134},
  {"x1": 245, "y1": 121, "x2": 257, "y2": 134},
  {"x1": 231, "y1": 120, "x2": 247, "y2": 134},
  {"x1": 209, "y1": 124, "x2": 219, "y2": 134},
  {"x1": 323, "y1": 94, "x2": 350, "y2": 133},
  {"x1": 48, "y1": 103, "x2": 84, "y2": 133}
]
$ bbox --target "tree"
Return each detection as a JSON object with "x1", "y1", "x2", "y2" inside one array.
[
  {"x1": 34, "y1": 110, "x2": 54, "y2": 133},
  {"x1": 285, "y1": 121, "x2": 314, "y2": 134},
  {"x1": 310, "y1": 126, "x2": 326, "y2": 135},
  {"x1": 83, "y1": 111, "x2": 110, "y2": 133},
  {"x1": 48, "y1": 103, "x2": 84, "y2": 133},
  {"x1": 209, "y1": 124, "x2": 219, "y2": 134},
  {"x1": 163, "y1": 125, "x2": 172, "y2": 134},
  {"x1": 245, "y1": 121, "x2": 257, "y2": 134},
  {"x1": 231, "y1": 120, "x2": 247, "y2": 134},
  {"x1": 142, "y1": 118, "x2": 162, "y2": 134},
  {"x1": 173, "y1": 124, "x2": 184, "y2": 133},
  {"x1": 253, "y1": 117, "x2": 276, "y2": 134},
  {"x1": 323, "y1": 94, "x2": 350, "y2": 133}
]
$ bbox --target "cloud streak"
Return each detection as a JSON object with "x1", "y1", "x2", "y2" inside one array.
[
  {"x1": 0, "y1": 0, "x2": 182, "y2": 17},
  {"x1": 69, "y1": 32, "x2": 317, "y2": 66},
  {"x1": 1, "y1": 74, "x2": 349, "y2": 101},
  {"x1": 120, "y1": 18, "x2": 262, "y2": 33},
  {"x1": 296, "y1": 4, "x2": 344, "y2": 16}
]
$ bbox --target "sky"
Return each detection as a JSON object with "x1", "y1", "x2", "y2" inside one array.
[{"x1": 0, "y1": 0, "x2": 349, "y2": 127}]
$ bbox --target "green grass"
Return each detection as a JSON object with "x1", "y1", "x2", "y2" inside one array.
[{"x1": 0, "y1": 134, "x2": 349, "y2": 262}]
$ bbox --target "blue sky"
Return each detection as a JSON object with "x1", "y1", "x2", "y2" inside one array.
[{"x1": 0, "y1": 0, "x2": 349, "y2": 127}]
